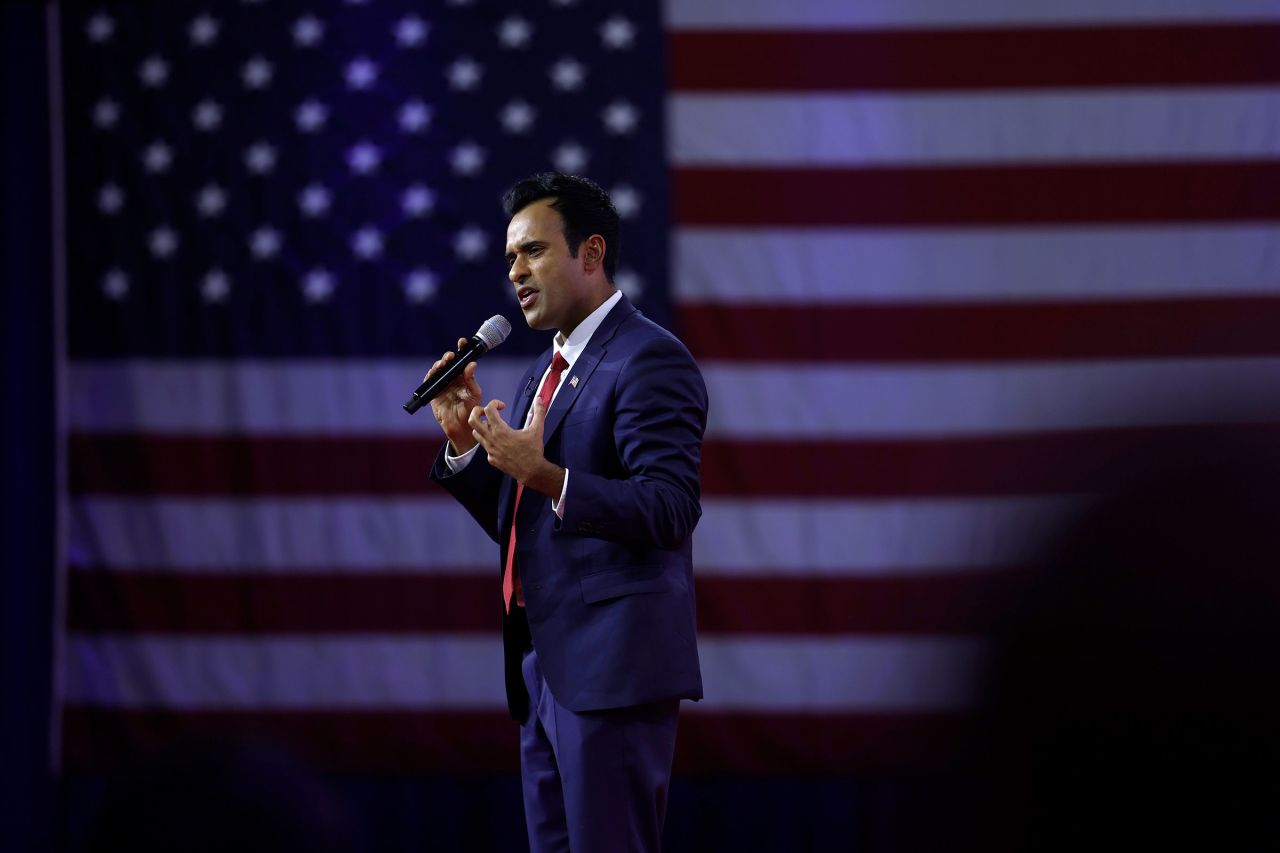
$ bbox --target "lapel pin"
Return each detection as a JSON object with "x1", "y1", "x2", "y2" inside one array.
[{"x1": 569, "y1": 376, "x2": 579, "y2": 388}]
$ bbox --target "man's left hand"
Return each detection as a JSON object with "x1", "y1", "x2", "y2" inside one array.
[{"x1": 469, "y1": 397, "x2": 565, "y2": 498}]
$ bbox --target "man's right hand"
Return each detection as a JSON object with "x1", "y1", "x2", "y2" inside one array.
[{"x1": 426, "y1": 338, "x2": 485, "y2": 454}]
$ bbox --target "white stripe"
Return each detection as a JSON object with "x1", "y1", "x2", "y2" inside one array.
[
  {"x1": 674, "y1": 225, "x2": 1280, "y2": 303},
  {"x1": 69, "y1": 495, "x2": 1073, "y2": 574},
  {"x1": 68, "y1": 357, "x2": 1280, "y2": 436},
  {"x1": 692, "y1": 636, "x2": 982, "y2": 712},
  {"x1": 665, "y1": 0, "x2": 1280, "y2": 28},
  {"x1": 64, "y1": 635, "x2": 505, "y2": 710},
  {"x1": 68, "y1": 359, "x2": 530, "y2": 435},
  {"x1": 68, "y1": 497, "x2": 498, "y2": 571},
  {"x1": 671, "y1": 90, "x2": 1280, "y2": 165},
  {"x1": 703, "y1": 358, "x2": 1280, "y2": 438},
  {"x1": 64, "y1": 634, "x2": 981, "y2": 712}
]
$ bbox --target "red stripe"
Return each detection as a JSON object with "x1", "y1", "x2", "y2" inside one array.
[
  {"x1": 679, "y1": 298, "x2": 1280, "y2": 362},
  {"x1": 674, "y1": 162, "x2": 1280, "y2": 226},
  {"x1": 61, "y1": 708, "x2": 975, "y2": 774},
  {"x1": 65, "y1": 571, "x2": 1020, "y2": 635},
  {"x1": 69, "y1": 425, "x2": 1279, "y2": 498},
  {"x1": 703, "y1": 426, "x2": 1280, "y2": 498},
  {"x1": 669, "y1": 25, "x2": 1280, "y2": 91}
]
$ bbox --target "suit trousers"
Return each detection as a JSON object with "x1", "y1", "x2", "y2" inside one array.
[{"x1": 519, "y1": 648, "x2": 680, "y2": 853}]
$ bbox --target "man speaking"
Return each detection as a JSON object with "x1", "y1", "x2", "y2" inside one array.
[{"x1": 424, "y1": 172, "x2": 707, "y2": 852}]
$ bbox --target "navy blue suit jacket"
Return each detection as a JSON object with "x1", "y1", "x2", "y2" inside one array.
[{"x1": 431, "y1": 295, "x2": 707, "y2": 720}]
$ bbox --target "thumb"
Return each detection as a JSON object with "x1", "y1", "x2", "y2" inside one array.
[{"x1": 530, "y1": 396, "x2": 547, "y2": 428}]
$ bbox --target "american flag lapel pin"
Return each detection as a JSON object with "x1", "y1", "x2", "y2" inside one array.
[{"x1": 569, "y1": 376, "x2": 579, "y2": 388}]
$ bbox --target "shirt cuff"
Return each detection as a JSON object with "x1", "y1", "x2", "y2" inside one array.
[
  {"x1": 552, "y1": 469, "x2": 569, "y2": 519},
  {"x1": 444, "y1": 442, "x2": 479, "y2": 473}
]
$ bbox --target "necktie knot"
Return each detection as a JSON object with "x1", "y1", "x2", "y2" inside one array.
[{"x1": 551, "y1": 352, "x2": 569, "y2": 375}]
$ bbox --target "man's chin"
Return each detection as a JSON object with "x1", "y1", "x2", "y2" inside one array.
[{"x1": 521, "y1": 307, "x2": 554, "y2": 331}]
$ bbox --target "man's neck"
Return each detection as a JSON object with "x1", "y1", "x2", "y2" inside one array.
[{"x1": 556, "y1": 288, "x2": 617, "y2": 344}]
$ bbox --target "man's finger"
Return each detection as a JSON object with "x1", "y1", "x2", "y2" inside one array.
[
  {"x1": 457, "y1": 337, "x2": 468, "y2": 351},
  {"x1": 528, "y1": 396, "x2": 547, "y2": 429},
  {"x1": 483, "y1": 399, "x2": 508, "y2": 428}
]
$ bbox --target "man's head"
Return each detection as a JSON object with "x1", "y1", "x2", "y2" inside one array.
[{"x1": 502, "y1": 172, "x2": 619, "y2": 335}]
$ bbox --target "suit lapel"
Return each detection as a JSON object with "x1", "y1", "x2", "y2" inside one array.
[{"x1": 541, "y1": 294, "x2": 634, "y2": 443}]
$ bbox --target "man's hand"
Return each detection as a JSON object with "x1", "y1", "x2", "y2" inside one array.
[
  {"x1": 426, "y1": 338, "x2": 485, "y2": 454},
  {"x1": 469, "y1": 397, "x2": 566, "y2": 498}
]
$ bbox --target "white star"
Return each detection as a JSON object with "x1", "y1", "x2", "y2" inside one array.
[
  {"x1": 497, "y1": 16, "x2": 533, "y2": 48},
  {"x1": 138, "y1": 56, "x2": 169, "y2": 88},
  {"x1": 191, "y1": 99, "x2": 223, "y2": 131},
  {"x1": 302, "y1": 268, "x2": 336, "y2": 303},
  {"x1": 102, "y1": 267, "x2": 128, "y2": 299},
  {"x1": 241, "y1": 56, "x2": 273, "y2": 89},
  {"x1": 97, "y1": 183, "x2": 124, "y2": 215},
  {"x1": 446, "y1": 57, "x2": 483, "y2": 91},
  {"x1": 141, "y1": 140, "x2": 173, "y2": 174},
  {"x1": 347, "y1": 141, "x2": 381, "y2": 175},
  {"x1": 548, "y1": 57, "x2": 585, "y2": 92},
  {"x1": 294, "y1": 99, "x2": 328, "y2": 133},
  {"x1": 400, "y1": 184, "x2": 435, "y2": 217},
  {"x1": 453, "y1": 226, "x2": 488, "y2": 261},
  {"x1": 297, "y1": 183, "x2": 332, "y2": 218},
  {"x1": 551, "y1": 141, "x2": 589, "y2": 173},
  {"x1": 450, "y1": 141, "x2": 486, "y2": 176},
  {"x1": 600, "y1": 16, "x2": 636, "y2": 49},
  {"x1": 499, "y1": 100, "x2": 536, "y2": 134},
  {"x1": 292, "y1": 15, "x2": 324, "y2": 47},
  {"x1": 86, "y1": 13, "x2": 115, "y2": 44},
  {"x1": 244, "y1": 141, "x2": 277, "y2": 175},
  {"x1": 195, "y1": 183, "x2": 227, "y2": 218},
  {"x1": 397, "y1": 99, "x2": 432, "y2": 134},
  {"x1": 602, "y1": 100, "x2": 640, "y2": 135},
  {"x1": 92, "y1": 98, "x2": 120, "y2": 128},
  {"x1": 249, "y1": 226, "x2": 282, "y2": 260},
  {"x1": 403, "y1": 269, "x2": 438, "y2": 304},
  {"x1": 201, "y1": 269, "x2": 231, "y2": 303},
  {"x1": 188, "y1": 14, "x2": 220, "y2": 46},
  {"x1": 351, "y1": 226, "x2": 384, "y2": 260},
  {"x1": 345, "y1": 56, "x2": 379, "y2": 90},
  {"x1": 610, "y1": 184, "x2": 642, "y2": 219},
  {"x1": 394, "y1": 15, "x2": 429, "y2": 47},
  {"x1": 614, "y1": 269, "x2": 644, "y2": 300},
  {"x1": 148, "y1": 226, "x2": 178, "y2": 259}
]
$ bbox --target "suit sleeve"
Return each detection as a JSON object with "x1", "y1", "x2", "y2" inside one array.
[
  {"x1": 556, "y1": 335, "x2": 708, "y2": 550},
  {"x1": 430, "y1": 442, "x2": 505, "y2": 545}
]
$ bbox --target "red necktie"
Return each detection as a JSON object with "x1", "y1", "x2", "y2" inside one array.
[{"x1": 503, "y1": 352, "x2": 569, "y2": 613}]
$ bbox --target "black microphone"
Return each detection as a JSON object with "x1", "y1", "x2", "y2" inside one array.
[{"x1": 403, "y1": 315, "x2": 512, "y2": 414}]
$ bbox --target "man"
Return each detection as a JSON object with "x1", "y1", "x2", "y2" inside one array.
[{"x1": 424, "y1": 172, "x2": 707, "y2": 852}]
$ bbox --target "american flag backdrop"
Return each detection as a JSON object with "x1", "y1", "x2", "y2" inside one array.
[{"x1": 58, "y1": 0, "x2": 1280, "y2": 778}]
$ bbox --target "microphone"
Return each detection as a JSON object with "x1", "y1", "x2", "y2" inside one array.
[{"x1": 403, "y1": 315, "x2": 512, "y2": 414}]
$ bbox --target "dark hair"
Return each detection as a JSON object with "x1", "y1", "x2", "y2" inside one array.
[{"x1": 502, "y1": 171, "x2": 620, "y2": 280}]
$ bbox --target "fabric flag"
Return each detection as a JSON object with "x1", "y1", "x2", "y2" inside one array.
[{"x1": 58, "y1": 0, "x2": 1280, "y2": 774}]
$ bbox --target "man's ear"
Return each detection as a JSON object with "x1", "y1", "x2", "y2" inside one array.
[{"x1": 581, "y1": 235, "x2": 606, "y2": 272}]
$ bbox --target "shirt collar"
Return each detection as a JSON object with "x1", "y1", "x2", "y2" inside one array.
[{"x1": 553, "y1": 289, "x2": 622, "y2": 369}]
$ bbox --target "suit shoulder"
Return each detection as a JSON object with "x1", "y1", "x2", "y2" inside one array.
[{"x1": 615, "y1": 308, "x2": 697, "y2": 362}]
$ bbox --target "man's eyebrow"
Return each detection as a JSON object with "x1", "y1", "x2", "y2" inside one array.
[{"x1": 505, "y1": 239, "x2": 544, "y2": 260}]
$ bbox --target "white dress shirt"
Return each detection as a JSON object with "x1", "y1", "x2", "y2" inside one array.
[{"x1": 445, "y1": 289, "x2": 623, "y2": 517}]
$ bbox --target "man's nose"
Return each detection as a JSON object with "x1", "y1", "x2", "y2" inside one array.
[{"x1": 508, "y1": 260, "x2": 528, "y2": 284}]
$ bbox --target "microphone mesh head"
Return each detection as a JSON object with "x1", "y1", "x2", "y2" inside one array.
[{"x1": 475, "y1": 315, "x2": 512, "y2": 350}]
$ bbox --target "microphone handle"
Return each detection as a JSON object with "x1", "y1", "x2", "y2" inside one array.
[{"x1": 403, "y1": 336, "x2": 487, "y2": 414}]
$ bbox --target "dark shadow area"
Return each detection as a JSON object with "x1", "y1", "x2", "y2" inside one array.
[{"x1": 968, "y1": 424, "x2": 1280, "y2": 851}]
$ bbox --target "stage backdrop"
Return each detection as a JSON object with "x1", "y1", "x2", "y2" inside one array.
[{"x1": 57, "y1": 0, "x2": 1280, "y2": 820}]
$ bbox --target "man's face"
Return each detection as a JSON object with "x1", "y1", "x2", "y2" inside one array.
[{"x1": 505, "y1": 198, "x2": 595, "y2": 334}]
